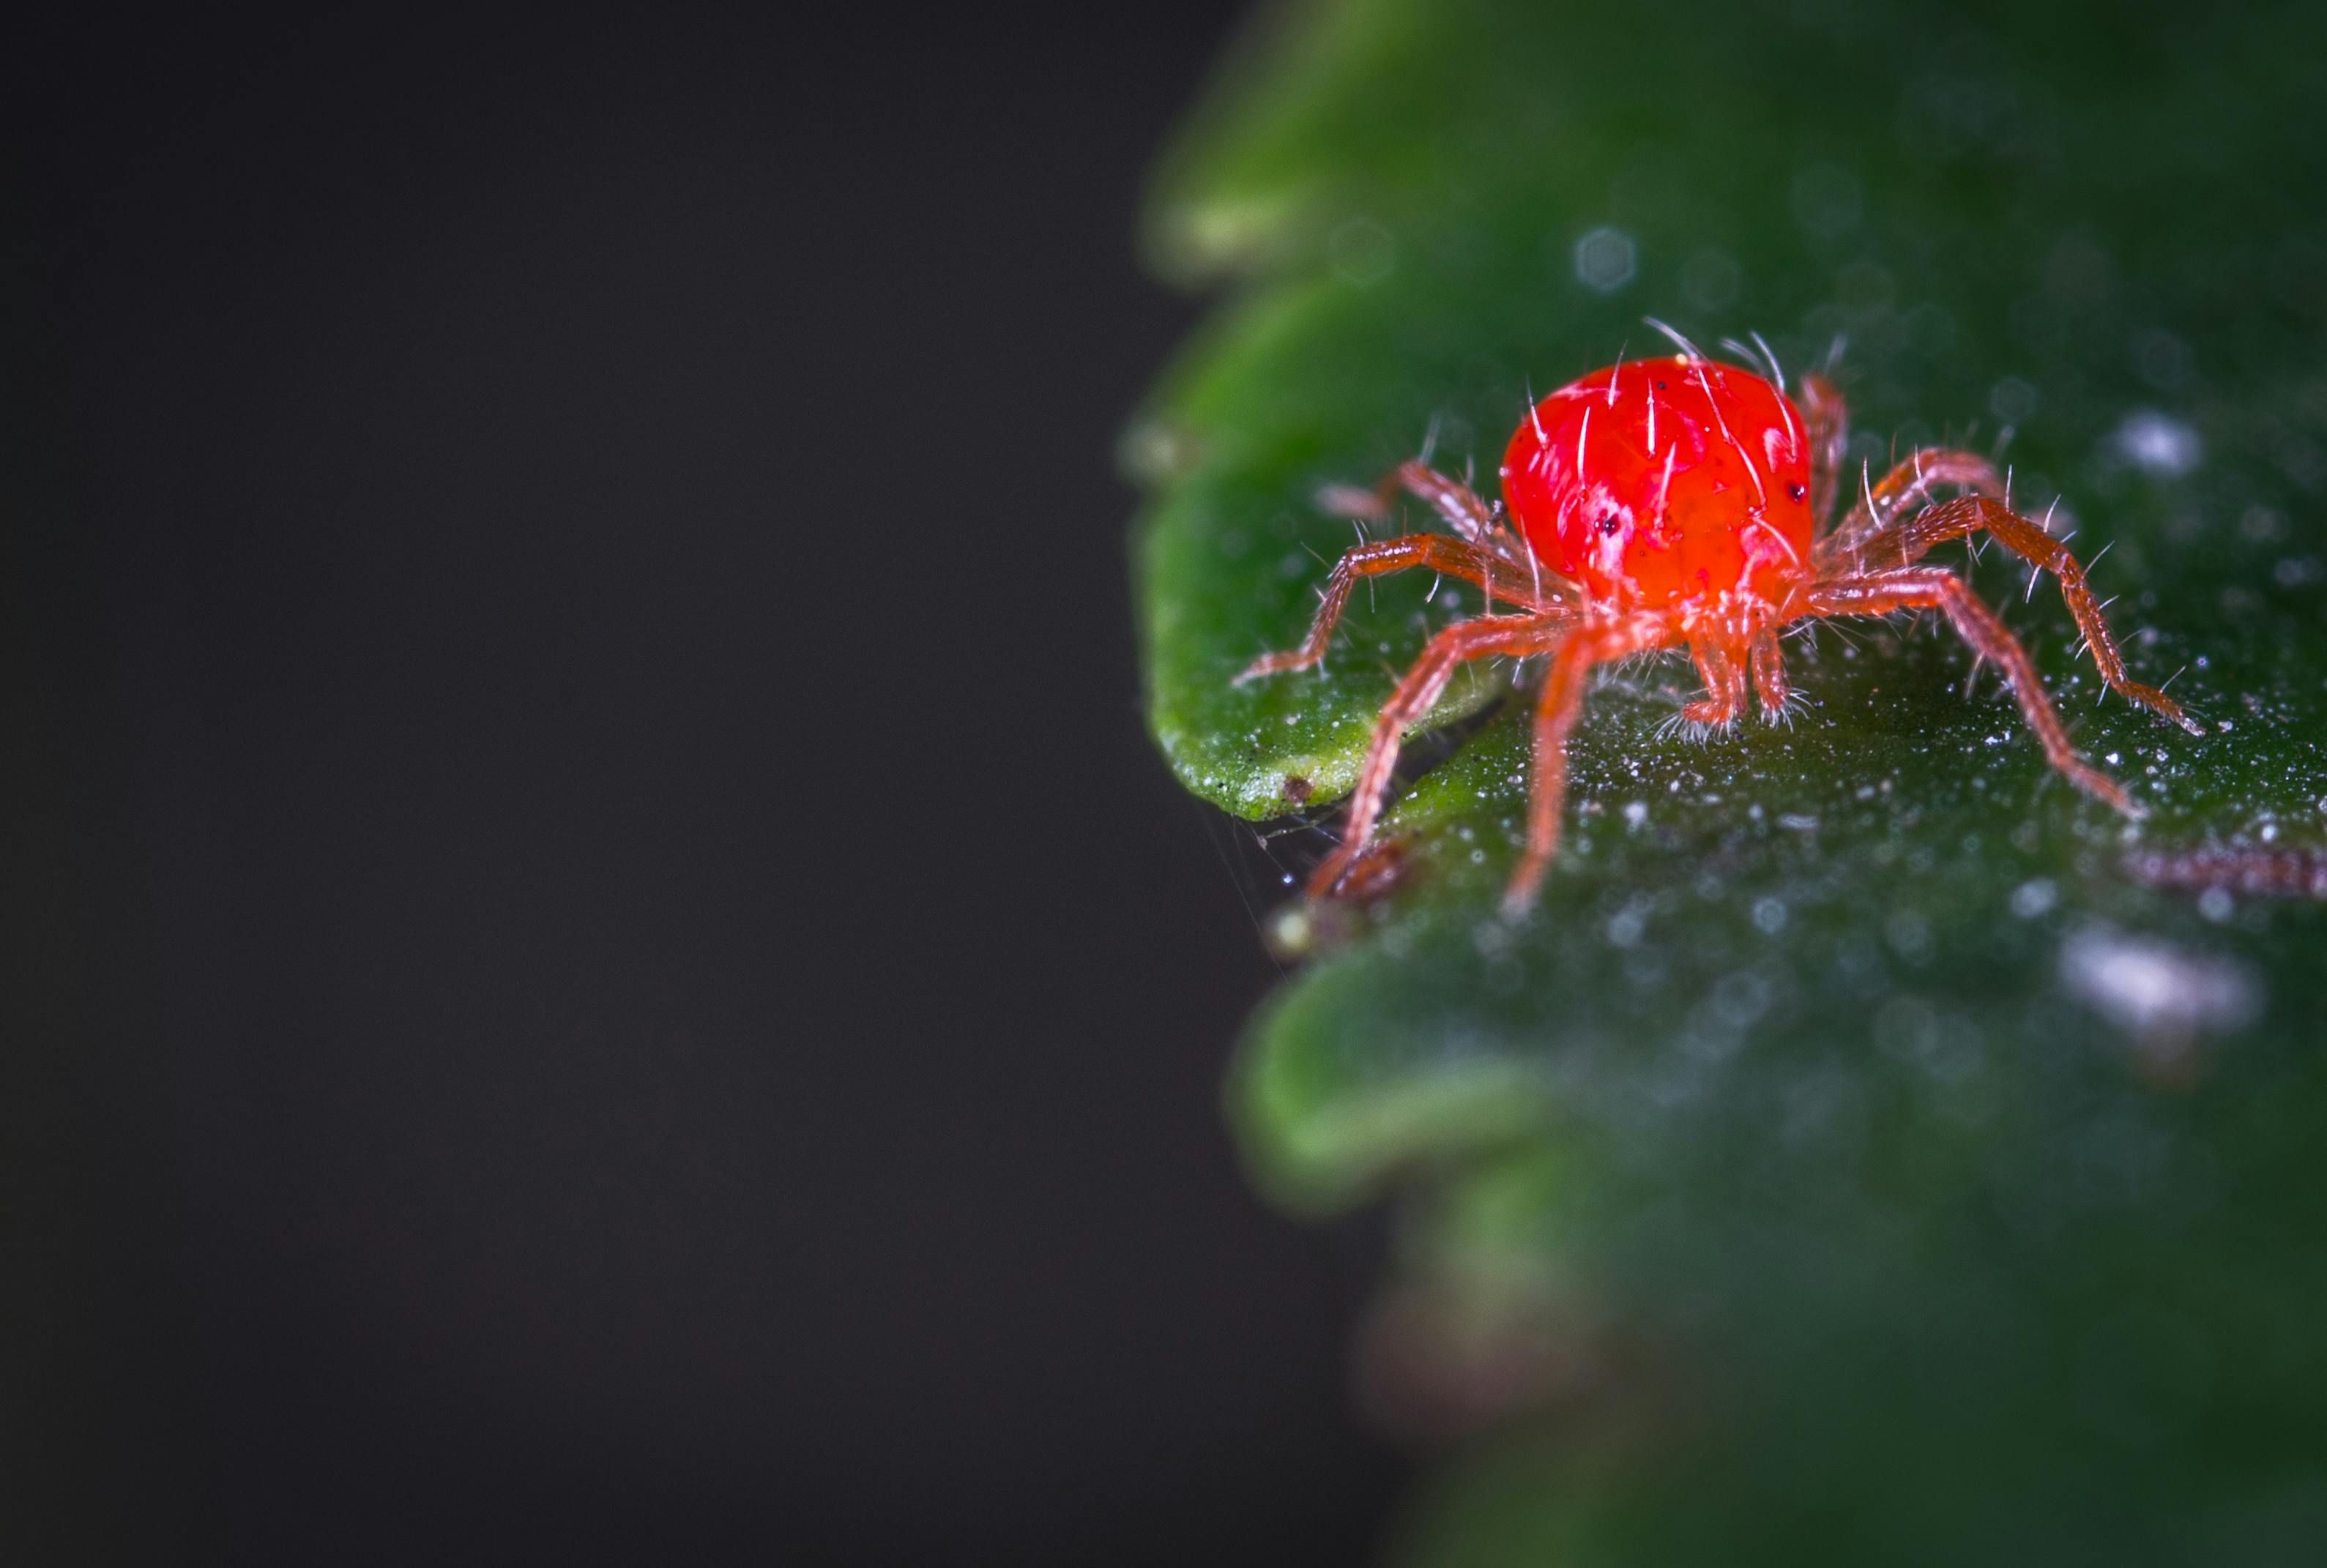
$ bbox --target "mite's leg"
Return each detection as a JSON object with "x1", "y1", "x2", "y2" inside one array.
[
  {"x1": 1748, "y1": 630, "x2": 1792, "y2": 721},
  {"x1": 1317, "y1": 459, "x2": 1501, "y2": 544},
  {"x1": 1682, "y1": 640, "x2": 1748, "y2": 726},
  {"x1": 1236, "y1": 534, "x2": 1560, "y2": 683},
  {"x1": 1799, "y1": 372, "x2": 1850, "y2": 530},
  {"x1": 1308, "y1": 613, "x2": 1568, "y2": 899},
  {"x1": 1816, "y1": 448, "x2": 2004, "y2": 570},
  {"x1": 1806, "y1": 570, "x2": 2135, "y2": 813},
  {"x1": 1870, "y1": 495, "x2": 2200, "y2": 733},
  {"x1": 1505, "y1": 615, "x2": 1676, "y2": 915}
]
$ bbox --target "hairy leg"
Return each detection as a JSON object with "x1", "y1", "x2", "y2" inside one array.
[
  {"x1": 1748, "y1": 630, "x2": 1791, "y2": 720},
  {"x1": 1317, "y1": 458, "x2": 1503, "y2": 544},
  {"x1": 1683, "y1": 640, "x2": 1748, "y2": 725},
  {"x1": 1505, "y1": 614, "x2": 1677, "y2": 915},
  {"x1": 1817, "y1": 448, "x2": 2005, "y2": 570},
  {"x1": 1862, "y1": 495, "x2": 2200, "y2": 733},
  {"x1": 1799, "y1": 372, "x2": 1850, "y2": 530},
  {"x1": 1236, "y1": 534, "x2": 1564, "y2": 682},
  {"x1": 1308, "y1": 613, "x2": 1568, "y2": 899},
  {"x1": 1806, "y1": 570, "x2": 2135, "y2": 813}
]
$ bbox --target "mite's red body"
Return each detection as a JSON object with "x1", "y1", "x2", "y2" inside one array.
[
  {"x1": 1505, "y1": 356, "x2": 1814, "y2": 613},
  {"x1": 1240, "y1": 348, "x2": 2200, "y2": 915}
]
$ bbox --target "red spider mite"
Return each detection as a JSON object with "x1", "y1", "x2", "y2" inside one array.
[{"x1": 1237, "y1": 329, "x2": 2205, "y2": 917}]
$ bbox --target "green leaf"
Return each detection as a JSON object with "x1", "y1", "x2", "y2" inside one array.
[{"x1": 1132, "y1": 0, "x2": 2327, "y2": 1558}]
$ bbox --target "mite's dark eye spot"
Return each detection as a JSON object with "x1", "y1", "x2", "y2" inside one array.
[
  {"x1": 1787, "y1": 482, "x2": 1807, "y2": 502},
  {"x1": 1598, "y1": 512, "x2": 1623, "y2": 536},
  {"x1": 1655, "y1": 381, "x2": 1669, "y2": 391}
]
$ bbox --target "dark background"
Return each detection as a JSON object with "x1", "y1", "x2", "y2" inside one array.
[{"x1": 0, "y1": 5, "x2": 1406, "y2": 1563}]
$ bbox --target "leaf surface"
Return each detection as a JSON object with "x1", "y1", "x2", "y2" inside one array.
[{"x1": 1133, "y1": 0, "x2": 2327, "y2": 1558}]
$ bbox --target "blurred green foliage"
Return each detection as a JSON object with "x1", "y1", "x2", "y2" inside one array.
[{"x1": 1131, "y1": 0, "x2": 2327, "y2": 1558}]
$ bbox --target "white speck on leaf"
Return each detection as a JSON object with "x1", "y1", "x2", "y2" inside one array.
[
  {"x1": 1573, "y1": 226, "x2": 1637, "y2": 292},
  {"x1": 2011, "y1": 878, "x2": 2059, "y2": 919},
  {"x1": 2110, "y1": 411, "x2": 2203, "y2": 478},
  {"x1": 2059, "y1": 927, "x2": 2260, "y2": 1064}
]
